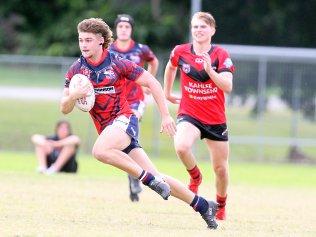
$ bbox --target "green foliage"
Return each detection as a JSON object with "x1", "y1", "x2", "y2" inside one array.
[
  {"x1": 203, "y1": 0, "x2": 316, "y2": 47},
  {"x1": 2, "y1": 0, "x2": 314, "y2": 56}
]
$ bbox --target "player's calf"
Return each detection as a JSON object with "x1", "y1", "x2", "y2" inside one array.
[{"x1": 187, "y1": 165, "x2": 202, "y2": 194}]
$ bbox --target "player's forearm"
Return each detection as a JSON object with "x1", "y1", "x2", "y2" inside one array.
[
  {"x1": 150, "y1": 80, "x2": 171, "y2": 117},
  {"x1": 60, "y1": 95, "x2": 76, "y2": 114},
  {"x1": 136, "y1": 71, "x2": 171, "y2": 117},
  {"x1": 147, "y1": 57, "x2": 159, "y2": 77},
  {"x1": 163, "y1": 62, "x2": 177, "y2": 98},
  {"x1": 206, "y1": 70, "x2": 233, "y2": 93}
]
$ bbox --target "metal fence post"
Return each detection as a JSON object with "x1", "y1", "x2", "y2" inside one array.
[
  {"x1": 291, "y1": 69, "x2": 302, "y2": 147},
  {"x1": 257, "y1": 58, "x2": 267, "y2": 161}
]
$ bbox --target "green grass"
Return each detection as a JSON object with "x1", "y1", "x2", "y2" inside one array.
[
  {"x1": 1, "y1": 151, "x2": 315, "y2": 187},
  {"x1": 1, "y1": 98, "x2": 316, "y2": 162},
  {"x1": 1, "y1": 151, "x2": 316, "y2": 236},
  {"x1": 0, "y1": 64, "x2": 63, "y2": 87}
]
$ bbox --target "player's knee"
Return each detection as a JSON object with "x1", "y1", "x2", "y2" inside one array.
[
  {"x1": 92, "y1": 146, "x2": 111, "y2": 163},
  {"x1": 175, "y1": 143, "x2": 191, "y2": 157},
  {"x1": 213, "y1": 165, "x2": 228, "y2": 178}
]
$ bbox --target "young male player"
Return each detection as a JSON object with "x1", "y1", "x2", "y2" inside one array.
[
  {"x1": 60, "y1": 17, "x2": 218, "y2": 229},
  {"x1": 164, "y1": 12, "x2": 235, "y2": 220}
]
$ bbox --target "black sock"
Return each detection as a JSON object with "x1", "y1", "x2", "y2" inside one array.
[
  {"x1": 190, "y1": 195, "x2": 209, "y2": 215},
  {"x1": 138, "y1": 170, "x2": 155, "y2": 185}
]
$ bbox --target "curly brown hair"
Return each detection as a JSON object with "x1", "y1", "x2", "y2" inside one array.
[{"x1": 77, "y1": 18, "x2": 113, "y2": 49}]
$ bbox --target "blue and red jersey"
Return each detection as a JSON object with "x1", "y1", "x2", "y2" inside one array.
[
  {"x1": 110, "y1": 40, "x2": 156, "y2": 105},
  {"x1": 170, "y1": 43, "x2": 235, "y2": 124},
  {"x1": 65, "y1": 50, "x2": 144, "y2": 134}
]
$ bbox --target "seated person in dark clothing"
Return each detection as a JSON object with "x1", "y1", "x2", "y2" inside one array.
[{"x1": 31, "y1": 120, "x2": 80, "y2": 174}]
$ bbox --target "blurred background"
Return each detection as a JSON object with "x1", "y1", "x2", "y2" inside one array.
[{"x1": 1, "y1": 0, "x2": 315, "y2": 163}]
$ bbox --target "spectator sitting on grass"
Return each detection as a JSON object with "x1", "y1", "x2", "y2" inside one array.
[{"x1": 31, "y1": 120, "x2": 80, "y2": 174}]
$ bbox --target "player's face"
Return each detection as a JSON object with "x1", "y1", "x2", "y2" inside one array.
[
  {"x1": 78, "y1": 32, "x2": 104, "y2": 59},
  {"x1": 191, "y1": 17, "x2": 215, "y2": 44},
  {"x1": 57, "y1": 123, "x2": 70, "y2": 139},
  {"x1": 116, "y1": 22, "x2": 132, "y2": 41}
]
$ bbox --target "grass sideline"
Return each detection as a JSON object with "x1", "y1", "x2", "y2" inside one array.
[
  {"x1": 1, "y1": 98, "x2": 316, "y2": 162},
  {"x1": 1, "y1": 151, "x2": 316, "y2": 236},
  {"x1": 1, "y1": 151, "x2": 316, "y2": 187}
]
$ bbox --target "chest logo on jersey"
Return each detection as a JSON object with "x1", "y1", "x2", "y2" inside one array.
[
  {"x1": 195, "y1": 58, "x2": 204, "y2": 64},
  {"x1": 182, "y1": 64, "x2": 191, "y2": 73},
  {"x1": 94, "y1": 86, "x2": 116, "y2": 95},
  {"x1": 103, "y1": 70, "x2": 116, "y2": 79}
]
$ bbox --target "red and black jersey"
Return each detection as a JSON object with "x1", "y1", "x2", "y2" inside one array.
[
  {"x1": 110, "y1": 40, "x2": 156, "y2": 105},
  {"x1": 65, "y1": 50, "x2": 144, "y2": 134},
  {"x1": 170, "y1": 43, "x2": 235, "y2": 124}
]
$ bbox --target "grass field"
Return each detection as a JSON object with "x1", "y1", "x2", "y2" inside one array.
[
  {"x1": 1, "y1": 98, "x2": 316, "y2": 162},
  {"x1": 1, "y1": 151, "x2": 316, "y2": 236},
  {"x1": 0, "y1": 65, "x2": 63, "y2": 88}
]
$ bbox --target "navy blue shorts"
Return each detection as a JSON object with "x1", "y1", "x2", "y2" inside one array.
[
  {"x1": 177, "y1": 114, "x2": 228, "y2": 141},
  {"x1": 110, "y1": 114, "x2": 142, "y2": 154},
  {"x1": 130, "y1": 101, "x2": 146, "y2": 117}
]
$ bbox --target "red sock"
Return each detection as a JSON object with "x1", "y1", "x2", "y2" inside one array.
[
  {"x1": 216, "y1": 194, "x2": 227, "y2": 208},
  {"x1": 187, "y1": 165, "x2": 202, "y2": 180}
]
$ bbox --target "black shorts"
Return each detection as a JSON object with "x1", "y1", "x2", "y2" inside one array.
[
  {"x1": 47, "y1": 150, "x2": 78, "y2": 173},
  {"x1": 177, "y1": 114, "x2": 228, "y2": 141}
]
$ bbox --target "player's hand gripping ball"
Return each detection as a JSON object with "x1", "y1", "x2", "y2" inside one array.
[{"x1": 69, "y1": 74, "x2": 95, "y2": 112}]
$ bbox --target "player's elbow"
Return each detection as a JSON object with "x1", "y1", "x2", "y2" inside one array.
[
  {"x1": 222, "y1": 79, "x2": 233, "y2": 94},
  {"x1": 153, "y1": 57, "x2": 159, "y2": 68},
  {"x1": 224, "y1": 84, "x2": 233, "y2": 94}
]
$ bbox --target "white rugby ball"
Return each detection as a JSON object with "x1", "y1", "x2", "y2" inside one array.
[{"x1": 69, "y1": 74, "x2": 95, "y2": 112}]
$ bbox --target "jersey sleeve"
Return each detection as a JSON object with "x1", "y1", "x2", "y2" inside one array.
[
  {"x1": 169, "y1": 45, "x2": 181, "y2": 67},
  {"x1": 64, "y1": 59, "x2": 81, "y2": 88},
  {"x1": 139, "y1": 44, "x2": 156, "y2": 62},
  {"x1": 217, "y1": 48, "x2": 235, "y2": 74}
]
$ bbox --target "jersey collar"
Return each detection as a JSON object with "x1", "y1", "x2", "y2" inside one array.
[
  {"x1": 86, "y1": 49, "x2": 109, "y2": 67},
  {"x1": 190, "y1": 43, "x2": 215, "y2": 55}
]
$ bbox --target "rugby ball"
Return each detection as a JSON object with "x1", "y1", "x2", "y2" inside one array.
[{"x1": 69, "y1": 74, "x2": 95, "y2": 112}]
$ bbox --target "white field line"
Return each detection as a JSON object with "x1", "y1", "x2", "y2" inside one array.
[{"x1": 0, "y1": 86, "x2": 63, "y2": 101}]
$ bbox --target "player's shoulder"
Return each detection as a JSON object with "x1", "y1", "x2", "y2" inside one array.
[
  {"x1": 109, "y1": 51, "x2": 134, "y2": 70},
  {"x1": 172, "y1": 43, "x2": 191, "y2": 54},
  {"x1": 136, "y1": 42, "x2": 147, "y2": 48},
  {"x1": 135, "y1": 42, "x2": 151, "y2": 51},
  {"x1": 109, "y1": 51, "x2": 128, "y2": 66},
  {"x1": 109, "y1": 50, "x2": 121, "y2": 60},
  {"x1": 212, "y1": 44, "x2": 230, "y2": 55},
  {"x1": 176, "y1": 43, "x2": 191, "y2": 50},
  {"x1": 66, "y1": 57, "x2": 83, "y2": 79},
  {"x1": 69, "y1": 57, "x2": 82, "y2": 68}
]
